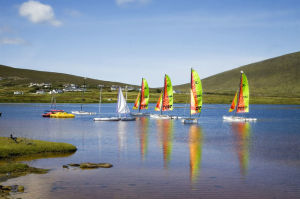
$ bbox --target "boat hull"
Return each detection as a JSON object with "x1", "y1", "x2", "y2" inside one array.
[
  {"x1": 120, "y1": 117, "x2": 136, "y2": 121},
  {"x1": 223, "y1": 116, "x2": 257, "y2": 122},
  {"x1": 130, "y1": 112, "x2": 150, "y2": 117},
  {"x1": 72, "y1": 111, "x2": 96, "y2": 115},
  {"x1": 182, "y1": 118, "x2": 198, "y2": 124},
  {"x1": 50, "y1": 112, "x2": 75, "y2": 118},
  {"x1": 93, "y1": 117, "x2": 120, "y2": 121}
]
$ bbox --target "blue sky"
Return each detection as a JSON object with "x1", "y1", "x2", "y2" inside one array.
[{"x1": 0, "y1": 0, "x2": 300, "y2": 87}]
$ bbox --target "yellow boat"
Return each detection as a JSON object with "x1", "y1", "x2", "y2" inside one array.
[{"x1": 50, "y1": 112, "x2": 75, "y2": 118}]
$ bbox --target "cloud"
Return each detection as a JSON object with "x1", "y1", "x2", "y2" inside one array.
[
  {"x1": 19, "y1": 0, "x2": 62, "y2": 27},
  {"x1": 0, "y1": 38, "x2": 27, "y2": 45},
  {"x1": 115, "y1": 0, "x2": 150, "y2": 6}
]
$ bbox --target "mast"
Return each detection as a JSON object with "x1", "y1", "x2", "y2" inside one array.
[
  {"x1": 160, "y1": 74, "x2": 166, "y2": 115},
  {"x1": 99, "y1": 85, "x2": 103, "y2": 114},
  {"x1": 81, "y1": 77, "x2": 86, "y2": 111},
  {"x1": 235, "y1": 71, "x2": 243, "y2": 115},
  {"x1": 138, "y1": 78, "x2": 143, "y2": 113},
  {"x1": 190, "y1": 68, "x2": 192, "y2": 118},
  {"x1": 125, "y1": 85, "x2": 128, "y2": 101}
]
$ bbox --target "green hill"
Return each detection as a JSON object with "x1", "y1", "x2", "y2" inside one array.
[
  {"x1": 0, "y1": 64, "x2": 137, "y2": 88},
  {"x1": 175, "y1": 51, "x2": 300, "y2": 98}
]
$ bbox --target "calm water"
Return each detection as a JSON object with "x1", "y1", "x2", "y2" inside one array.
[{"x1": 1, "y1": 103, "x2": 300, "y2": 199}]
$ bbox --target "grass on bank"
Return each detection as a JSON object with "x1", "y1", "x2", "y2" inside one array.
[
  {"x1": 0, "y1": 137, "x2": 77, "y2": 159},
  {"x1": 1, "y1": 90, "x2": 299, "y2": 104}
]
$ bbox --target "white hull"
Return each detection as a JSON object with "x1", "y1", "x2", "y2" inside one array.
[
  {"x1": 150, "y1": 114, "x2": 182, "y2": 120},
  {"x1": 72, "y1": 111, "x2": 96, "y2": 115},
  {"x1": 150, "y1": 114, "x2": 170, "y2": 119},
  {"x1": 93, "y1": 117, "x2": 120, "y2": 121},
  {"x1": 223, "y1": 116, "x2": 257, "y2": 122},
  {"x1": 181, "y1": 118, "x2": 198, "y2": 124},
  {"x1": 130, "y1": 112, "x2": 150, "y2": 117}
]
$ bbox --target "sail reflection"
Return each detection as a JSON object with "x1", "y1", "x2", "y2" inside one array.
[
  {"x1": 157, "y1": 119, "x2": 174, "y2": 169},
  {"x1": 231, "y1": 122, "x2": 251, "y2": 176},
  {"x1": 136, "y1": 117, "x2": 149, "y2": 161},
  {"x1": 118, "y1": 122, "x2": 127, "y2": 152},
  {"x1": 189, "y1": 125, "x2": 203, "y2": 184}
]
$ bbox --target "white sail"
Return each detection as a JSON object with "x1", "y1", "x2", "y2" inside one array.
[{"x1": 117, "y1": 87, "x2": 130, "y2": 114}]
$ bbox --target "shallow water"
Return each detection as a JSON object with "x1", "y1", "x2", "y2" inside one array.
[{"x1": 1, "y1": 103, "x2": 300, "y2": 199}]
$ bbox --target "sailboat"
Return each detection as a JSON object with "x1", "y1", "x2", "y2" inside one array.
[
  {"x1": 150, "y1": 74, "x2": 174, "y2": 119},
  {"x1": 72, "y1": 78, "x2": 96, "y2": 115},
  {"x1": 182, "y1": 68, "x2": 203, "y2": 124},
  {"x1": 94, "y1": 87, "x2": 135, "y2": 121},
  {"x1": 131, "y1": 78, "x2": 150, "y2": 116},
  {"x1": 223, "y1": 71, "x2": 257, "y2": 122}
]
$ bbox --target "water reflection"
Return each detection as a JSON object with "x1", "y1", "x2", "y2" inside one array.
[
  {"x1": 157, "y1": 120, "x2": 174, "y2": 169},
  {"x1": 136, "y1": 117, "x2": 149, "y2": 161},
  {"x1": 118, "y1": 122, "x2": 128, "y2": 153},
  {"x1": 189, "y1": 125, "x2": 203, "y2": 184},
  {"x1": 231, "y1": 122, "x2": 251, "y2": 176}
]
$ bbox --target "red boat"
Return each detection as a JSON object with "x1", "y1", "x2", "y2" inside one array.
[{"x1": 42, "y1": 110, "x2": 64, "y2": 117}]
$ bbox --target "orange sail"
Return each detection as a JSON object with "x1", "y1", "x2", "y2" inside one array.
[
  {"x1": 155, "y1": 92, "x2": 163, "y2": 111},
  {"x1": 133, "y1": 92, "x2": 140, "y2": 110},
  {"x1": 229, "y1": 90, "x2": 238, "y2": 112}
]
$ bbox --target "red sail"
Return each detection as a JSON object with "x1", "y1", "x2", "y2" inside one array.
[
  {"x1": 140, "y1": 80, "x2": 146, "y2": 109},
  {"x1": 191, "y1": 71, "x2": 198, "y2": 111},
  {"x1": 237, "y1": 75, "x2": 245, "y2": 113},
  {"x1": 162, "y1": 76, "x2": 169, "y2": 111}
]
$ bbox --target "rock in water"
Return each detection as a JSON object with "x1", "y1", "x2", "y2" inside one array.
[{"x1": 68, "y1": 162, "x2": 113, "y2": 169}]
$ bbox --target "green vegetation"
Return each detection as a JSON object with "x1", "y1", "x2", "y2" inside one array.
[
  {"x1": 175, "y1": 51, "x2": 300, "y2": 98},
  {"x1": 0, "y1": 137, "x2": 77, "y2": 186},
  {"x1": 0, "y1": 89, "x2": 299, "y2": 104},
  {"x1": 0, "y1": 162, "x2": 48, "y2": 179},
  {"x1": 0, "y1": 137, "x2": 77, "y2": 159},
  {"x1": 0, "y1": 64, "x2": 135, "y2": 89}
]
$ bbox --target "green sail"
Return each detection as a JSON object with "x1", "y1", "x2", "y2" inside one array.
[
  {"x1": 242, "y1": 73, "x2": 249, "y2": 112},
  {"x1": 141, "y1": 78, "x2": 149, "y2": 109},
  {"x1": 191, "y1": 69, "x2": 202, "y2": 113},
  {"x1": 163, "y1": 74, "x2": 173, "y2": 111},
  {"x1": 237, "y1": 73, "x2": 249, "y2": 113}
]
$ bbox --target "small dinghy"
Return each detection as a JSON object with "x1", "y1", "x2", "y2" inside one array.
[
  {"x1": 94, "y1": 87, "x2": 135, "y2": 121},
  {"x1": 131, "y1": 78, "x2": 150, "y2": 117},
  {"x1": 72, "y1": 111, "x2": 96, "y2": 115},
  {"x1": 223, "y1": 71, "x2": 257, "y2": 122},
  {"x1": 182, "y1": 68, "x2": 203, "y2": 124}
]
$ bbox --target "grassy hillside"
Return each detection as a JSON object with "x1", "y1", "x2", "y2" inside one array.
[
  {"x1": 0, "y1": 64, "x2": 137, "y2": 88},
  {"x1": 175, "y1": 51, "x2": 300, "y2": 97}
]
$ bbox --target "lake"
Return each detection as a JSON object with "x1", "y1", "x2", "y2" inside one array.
[{"x1": 0, "y1": 103, "x2": 300, "y2": 199}]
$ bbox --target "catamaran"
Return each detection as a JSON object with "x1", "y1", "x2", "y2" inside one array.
[
  {"x1": 72, "y1": 78, "x2": 96, "y2": 115},
  {"x1": 94, "y1": 87, "x2": 135, "y2": 121},
  {"x1": 182, "y1": 68, "x2": 203, "y2": 124},
  {"x1": 131, "y1": 78, "x2": 150, "y2": 116},
  {"x1": 150, "y1": 74, "x2": 174, "y2": 119},
  {"x1": 223, "y1": 71, "x2": 257, "y2": 122}
]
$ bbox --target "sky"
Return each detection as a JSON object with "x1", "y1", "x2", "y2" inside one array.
[{"x1": 0, "y1": 0, "x2": 300, "y2": 87}]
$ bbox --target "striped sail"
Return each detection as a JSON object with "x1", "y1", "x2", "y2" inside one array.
[
  {"x1": 140, "y1": 78, "x2": 149, "y2": 110},
  {"x1": 155, "y1": 92, "x2": 163, "y2": 111},
  {"x1": 162, "y1": 74, "x2": 173, "y2": 111},
  {"x1": 133, "y1": 92, "x2": 140, "y2": 110},
  {"x1": 229, "y1": 90, "x2": 238, "y2": 112},
  {"x1": 237, "y1": 73, "x2": 249, "y2": 113}
]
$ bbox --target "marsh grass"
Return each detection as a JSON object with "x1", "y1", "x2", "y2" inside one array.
[{"x1": 0, "y1": 137, "x2": 77, "y2": 159}]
